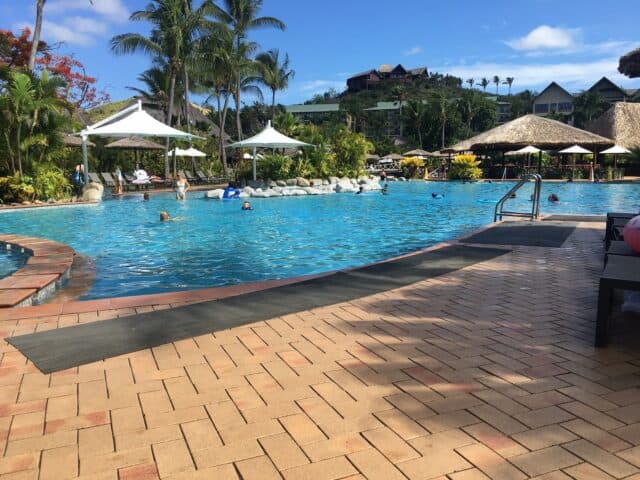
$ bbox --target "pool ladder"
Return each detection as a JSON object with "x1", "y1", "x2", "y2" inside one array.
[{"x1": 494, "y1": 174, "x2": 542, "y2": 222}]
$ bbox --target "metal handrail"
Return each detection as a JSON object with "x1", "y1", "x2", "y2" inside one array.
[{"x1": 494, "y1": 174, "x2": 542, "y2": 222}]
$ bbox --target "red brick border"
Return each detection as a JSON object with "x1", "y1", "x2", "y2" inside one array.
[{"x1": 0, "y1": 235, "x2": 75, "y2": 308}]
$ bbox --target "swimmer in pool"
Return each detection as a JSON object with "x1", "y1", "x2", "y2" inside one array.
[
  {"x1": 241, "y1": 201, "x2": 252, "y2": 210},
  {"x1": 160, "y1": 211, "x2": 184, "y2": 222},
  {"x1": 432, "y1": 192, "x2": 444, "y2": 199},
  {"x1": 548, "y1": 193, "x2": 559, "y2": 203}
]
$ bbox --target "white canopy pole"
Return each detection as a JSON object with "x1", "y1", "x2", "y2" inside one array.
[
  {"x1": 252, "y1": 146, "x2": 257, "y2": 181},
  {"x1": 81, "y1": 134, "x2": 89, "y2": 184}
]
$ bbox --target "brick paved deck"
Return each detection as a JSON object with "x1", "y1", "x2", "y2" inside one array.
[{"x1": 2, "y1": 221, "x2": 640, "y2": 479}]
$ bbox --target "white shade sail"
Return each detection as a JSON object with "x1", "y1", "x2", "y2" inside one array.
[
  {"x1": 559, "y1": 145, "x2": 592, "y2": 154},
  {"x1": 228, "y1": 121, "x2": 313, "y2": 149},
  {"x1": 169, "y1": 147, "x2": 207, "y2": 157},
  {"x1": 81, "y1": 101, "x2": 199, "y2": 139},
  {"x1": 229, "y1": 121, "x2": 313, "y2": 180},
  {"x1": 601, "y1": 145, "x2": 632, "y2": 154}
]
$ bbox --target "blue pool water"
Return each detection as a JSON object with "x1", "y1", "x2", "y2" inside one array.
[
  {"x1": 0, "y1": 246, "x2": 26, "y2": 279},
  {"x1": 0, "y1": 181, "x2": 638, "y2": 299}
]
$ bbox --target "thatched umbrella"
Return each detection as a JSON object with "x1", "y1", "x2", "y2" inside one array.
[
  {"x1": 105, "y1": 137, "x2": 165, "y2": 169},
  {"x1": 63, "y1": 135, "x2": 95, "y2": 148},
  {"x1": 404, "y1": 149, "x2": 431, "y2": 158},
  {"x1": 447, "y1": 114, "x2": 613, "y2": 173},
  {"x1": 619, "y1": 48, "x2": 640, "y2": 78},
  {"x1": 587, "y1": 103, "x2": 640, "y2": 150}
]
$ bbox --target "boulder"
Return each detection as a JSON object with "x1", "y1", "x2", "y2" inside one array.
[
  {"x1": 239, "y1": 191, "x2": 250, "y2": 198},
  {"x1": 286, "y1": 178, "x2": 297, "y2": 186},
  {"x1": 310, "y1": 179, "x2": 323, "y2": 187},
  {"x1": 82, "y1": 182, "x2": 104, "y2": 202},
  {"x1": 336, "y1": 180, "x2": 357, "y2": 193},
  {"x1": 322, "y1": 179, "x2": 329, "y2": 186},
  {"x1": 276, "y1": 180, "x2": 287, "y2": 187},
  {"x1": 291, "y1": 188, "x2": 308, "y2": 196},
  {"x1": 329, "y1": 176, "x2": 340, "y2": 184},
  {"x1": 357, "y1": 176, "x2": 369, "y2": 184},
  {"x1": 303, "y1": 187, "x2": 322, "y2": 195},
  {"x1": 242, "y1": 186, "x2": 255, "y2": 194},
  {"x1": 296, "y1": 177, "x2": 310, "y2": 187},
  {"x1": 268, "y1": 189, "x2": 283, "y2": 197},
  {"x1": 268, "y1": 180, "x2": 277, "y2": 188},
  {"x1": 205, "y1": 189, "x2": 224, "y2": 199}
]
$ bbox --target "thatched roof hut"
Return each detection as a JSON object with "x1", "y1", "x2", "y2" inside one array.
[
  {"x1": 382, "y1": 153, "x2": 404, "y2": 160},
  {"x1": 587, "y1": 103, "x2": 640, "y2": 150},
  {"x1": 404, "y1": 149, "x2": 431, "y2": 157},
  {"x1": 104, "y1": 137, "x2": 165, "y2": 150},
  {"x1": 619, "y1": 48, "x2": 640, "y2": 78},
  {"x1": 63, "y1": 135, "x2": 95, "y2": 147},
  {"x1": 447, "y1": 114, "x2": 613, "y2": 152}
]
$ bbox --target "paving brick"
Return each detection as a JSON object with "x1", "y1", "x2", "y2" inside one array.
[
  {"x1": 79, "y1": 424, "x2": 113, "y2": 457},
  {"x1": 563, "y1": 439, "x2": 637, "y2": 478},
  {"x1": 347, "y1": 448, "x2": 406, "y2": 480},
  {"x1": 281, "y1": 456, "x2": 357, "y2": 480},
  {"x1": 152, "y1": 439, "x2": 194, "y2": 477},
  {"x1": 118, "y1": 463, "x2": 159, "y2": 480},
  {"x1": 514, "y1": 406, "x2": 575, "y2": 429},
  {"x1": 562, "y1": 462, "x2": 616, "y2": 480},
  {"x1": 192, "y1": 439, "x2": 263, "y2": 469},
  {"x1": 259, "y1": 432, "x2": 309, "y2": 471},
  {"x1": 180, "y1": 419, "x2": 222, "y2": 451},
  {"x1": 235, "y1": 456, "x2": 281, "y2": 480},
  {"x1": 39, "y1": 445, "x2": 77, "y2": 480},
  {"x1": 301, "y1": 432, "x2": 369, "y2": 461},
  {"x1": 396, "y1": 447, "x2": 470, "y2": 479},
  {"x1": 373, "y1": 408, "x2": 429, "y2": 440},
  {"x1": 464, "y1": 422, "x2": 528, "y2": 457},
  {"x1": 509, "y1": 446, "x2": 584, "y2": 477},
  {"x1": 0, "y1": 453, "x2": 38, "y2": 476},
  {"x1": 361, "y1": 426, "x2": 420, "y2": 463},
  {"x1": 563, "y1": 419, "x2": 631, "y2": 453},
  {"x1": 456, "y1": 443, "x2": 526, "y2": 480},
  {"x1": 512, "y1": 425, "x2": 578, "y2": 451},
  {"x1": 419, "y1": 410, "x2": 480, "y2": 433}
]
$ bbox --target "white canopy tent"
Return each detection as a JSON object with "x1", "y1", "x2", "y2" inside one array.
[
  {"x1": 559, "y1": 145, "x2": 592, "y2": 154},
  {"x1": 601, "y1": 145, "x2": 632, "y2": 169},
  {"x1": 228, "y1": 120, "x2": 313, "y2": 180},
  {"x1": 169, "y1": 147, "x2": 207, "y2": 157},
  {"x1": 504, "y1": 145, "x2": 542, "y2": 155},
  {"x1": 77, "y1": 100, "x2": 200, "y2": 183},
  {"x1": 559, "y1": 145, "x2": 593, "y2": 181}
]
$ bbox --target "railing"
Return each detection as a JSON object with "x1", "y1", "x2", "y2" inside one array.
[{"x1": 494, "y1": 174, "x2": 542, "y2": 222}]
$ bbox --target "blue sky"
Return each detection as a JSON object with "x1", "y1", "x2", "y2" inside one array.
[{"x1": 3, "y1": 0, "x2": 640, "y2": 107}]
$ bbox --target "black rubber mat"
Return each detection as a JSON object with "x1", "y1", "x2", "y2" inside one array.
[
  {"x1": 544, "y1": 215, "x2": 604, "y2": 222},
  {"x1": 7, "y1": 244, "x2": 508, "y2": 373},
  {"x1": 463, "y1": 223, "x2": 576, "y2": 247}
]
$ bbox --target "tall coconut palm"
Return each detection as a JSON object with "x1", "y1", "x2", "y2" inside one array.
[
  {"x1": 480, "y1": 78, "x2": 489, "y2": 92},
  {"x1": 212, "y1": 0, "x2": 285, "y2": 139},
  {"x1": 256, "y1": 49, "x2": 293, "y2": 119},
  {"x1": 504, "y1": 77, "x2": 514, "y2": 95},
  {"x1": 28, "y1": 0, "x2": 93, "y2": 70},
  {"x1": 493, "y1": 75, "x2": 500, "y2": 94},
  {"x1": 404, "y1": 99, "x2": 427, "y2": 147},
  {"x1": 466, "y1": 78, "x2": 474, "y2": 89}
]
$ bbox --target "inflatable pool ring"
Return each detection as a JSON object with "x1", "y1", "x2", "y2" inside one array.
[
  {"x1": 222, "y1": 187, "x2": 241, "y2": 199},
  {"x1": 624, "y1": 215, "x2": 640, "y2": 254},
  {"x1": 431, "y1": 193, "x2": 445, "y2": 199}
]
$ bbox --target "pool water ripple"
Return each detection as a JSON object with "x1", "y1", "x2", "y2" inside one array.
[{"x1": 0, "y1": 181, "x2": 638, "y2": 299}]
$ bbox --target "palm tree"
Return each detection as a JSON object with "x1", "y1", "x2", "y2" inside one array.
[
  {"x1": 404, "y1": 99, "x2": 427, "y2": 147},
  {"x1": 466, "y1": 78, "x2": 474, "y2": 89},
  {"x1": 127, "y1": 64, "x2": 178, "y2": 115},
  {"x1": 111, "y1": 0, "x2": 215, "y2": 177},
  {"x1": 255, "y1": 49, "x2": 294, "y2": 119},
  {"x1": 503, "y1": 77, "x2": 514, "y2": 95},
  {"x1": 28, "y1": 0, "x2": 93, "y2": 70},
  {"x1": 213, "y1": 0, "x2": 285, "y2": 140},
  {"x1": 493, "y1": 75, "x2": 500, "y2": 94},
  {"x1": 480, "y1": 78, "x2": 489, "y2": 92}
]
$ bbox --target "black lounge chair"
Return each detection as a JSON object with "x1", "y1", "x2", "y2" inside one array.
[
  {"x1": 605, "y1": 241, "x2": 639, "y2": 266},
  {"x1": 88, "y1": 173, "x2": 102, "y2": 184},
  {"x1": 183, "y1": 170, "x2": 200, "y2": 184},
  {"x1": 100, "y1": 172, "x2": 116, "y2": 188},
  {"x1": 605, "y1": 212, "x2": 637, "y2": 249},
  {"x1": 196, "y1": 170, "x2": 212, "y2": 183},
  {"x1": 596, "y1": 255, "x2": 640, "y2": 346}
]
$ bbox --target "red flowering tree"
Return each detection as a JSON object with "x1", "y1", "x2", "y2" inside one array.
[
  {"x1": 0, "y1": 28, "x2": 47, "y2": 70},
  {"x1": 37, "y1": 53, "x2": 110, "y2": 109}
]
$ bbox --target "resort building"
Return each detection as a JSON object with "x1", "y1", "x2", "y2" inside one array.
[
  {"x1": 284, "y1": 103, "x2": 345, "y2": 125},
  {"x1": 533, "y1": 77, "x2": 638, "y2": 123},
  {"x1": 346, "y1": 64, "x2": 429, "y2": 93}
]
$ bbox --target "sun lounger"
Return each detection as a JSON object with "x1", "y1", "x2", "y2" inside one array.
[
  {"x1": 606, "y1": 212, "x2": 637, "y2": 248},
  {"x1": 88, "y1": 173, "x2": 102, "y2": 184},
  {"x1": 196, "y1": 170, "x2": 212, "y2": 183},
  {"x1": 100, "y1": 172, "x2": 116, "y2": 188},
  {"x1": 605, "y1": 241, "x2": 639, "y2": 266},
  {"x1": 595, "y1": 255, "x2": 640, "y2": 346}
]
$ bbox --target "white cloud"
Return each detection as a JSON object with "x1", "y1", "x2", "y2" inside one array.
[
  {"x1": 14, "y1": 16, "x2": 109, "y2": 46},
  {"x1": 432, "y1": 58, "x2": 636, "y2": 91},
  {"x1": 402, "y1": 46, "x2": 422, "y2": 56},
  {"x1": 507, "y1": 25, "x2": 580, "y2": 51},
  {"x1": 65, "y1": 16, "x2": 108, "y2": 35},
  {"x1": 300, "y1": 80, "x2": 345, "y2": 93},
  {"x1": 46, "y1": 0, "x2": 129, "y2": 23}
]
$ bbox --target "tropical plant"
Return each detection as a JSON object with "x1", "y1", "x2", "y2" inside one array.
[
  {"x1": 493, "y1": 75, "x2": 500, "y2": 94},
  {"x1": 400, "y1": 157, "x2": 423, "y2": 178},
  {"x1": 0, "y1": 174, "x2": 35, "y2": 202},
  {"x1": 573, "y1": 90, "x2": 609, "y2": 128},
  {"x1": 403, "y1": 99, "x2": 428, "y2": 147},
  {"x1": 449, "y1": 154, "x2": 482, "y2": 180},
  {"x1": 480, "y1": 78, "x2": 489, "y2": 91},
  {"x1": 212, "y1": 0, "x2": 286, "y2": 139},
  {"x1": 332, "y1": 128, "x2": 372, "y2": 177},
  {"x1": 32, "y1": 163, "x2": 71, "y2": 200},
  {"x1": 258, "y1": 153, "x2": 291, "y2": 180},
  {"x1": 273, "y1": 111, "x2": 300, "y2": 137},
  {"x1": 466, "y1": 78, "x2": 474, "y2": 89},
  {"x1": 504, "y1": 77, "x2": 514, "y2": 95},
  {"x1": 256, "y1": 49, "x2": 294, "y2": 118},
  {"x1": 456, "y1": 90, "x2": 496, "y2": 134}
]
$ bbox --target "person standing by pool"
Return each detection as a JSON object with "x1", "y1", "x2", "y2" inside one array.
[
  {"x1": 114, "y1": 165, "x2": 124, "y2": 195},
  {"x1": 70, "y1": 164, "x2": 84, "y2": 201},
  {"x1": 175, "y1": 174, "x2": 190, "y2": 200}
]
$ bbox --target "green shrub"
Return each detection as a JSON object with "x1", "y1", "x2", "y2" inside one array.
[
  {"x1": 259, "y1": 154, "x2": 292, "y2": 180},
  {"x1": 332, "y1": 129, "x2": 372, "y2": 177},
  {"x1": 0, "y1": 175, "x2": 36, "y2": 203},
  {"x1": 449, "y1": 154, "x2": 483, "y2": 180},
  {"x1": 33, "y1": 164, "x2": 71, "y2": 200},
  {"x1": 400, "y1": 157, "x2": 423, "y2": 178}
]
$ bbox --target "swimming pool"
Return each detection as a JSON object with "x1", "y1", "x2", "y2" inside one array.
[
  {"x1": 0, "y1": 181, "x2": 638, "y2": 299},
  {"x1": 0, "y1": 246, "x2": 26, "y2": 279}
]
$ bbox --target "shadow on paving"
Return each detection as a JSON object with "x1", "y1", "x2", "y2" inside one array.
[{"x1": 7, "y1": 244, "x2": 509, "y2": 373}]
